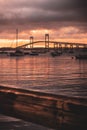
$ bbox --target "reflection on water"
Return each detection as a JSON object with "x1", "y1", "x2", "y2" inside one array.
[{"x1": 0, "y1": 55, "x2": 87, "y2": 98}]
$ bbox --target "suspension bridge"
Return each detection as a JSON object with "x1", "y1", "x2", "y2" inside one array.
[{"x1": 17, "y1": 34, "x2": 87, "y2": 51}]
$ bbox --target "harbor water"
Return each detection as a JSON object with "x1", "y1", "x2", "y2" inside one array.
[
  {"x1": 0, "y1": 54, "x2": 87, "y2": 130},
  {"x1": 0, "y1": 54, "x2": 87, "y2": 99}
]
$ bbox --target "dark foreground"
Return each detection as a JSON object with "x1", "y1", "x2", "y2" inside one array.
[
  {"x1": 0, "y1": 114, "x2": 53, "y2": 130},
  {"x1": 0, "y1": 85, "x2": 87, "y2": 130}
]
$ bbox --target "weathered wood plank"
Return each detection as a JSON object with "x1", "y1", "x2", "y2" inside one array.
[{"x1": 0, "y1": 85, "x2": 87, "y2": 129}]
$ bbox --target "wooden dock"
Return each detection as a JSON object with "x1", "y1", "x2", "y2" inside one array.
[{"x1": 0, "y1": 85, "x2": 87, "y2": 130}]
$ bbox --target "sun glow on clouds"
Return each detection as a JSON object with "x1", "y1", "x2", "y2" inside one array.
[
  {"x1": 0, "y1": 39, "x2": 11, "y2": 48},
  {"x1": 0, "y1": 27, "x2": 87, "y2": 48},
  {"x1": 0, "y1": 0, "x2": 87, "y2": 47},
  {"x1": 59, "y1": 27, "x2": 79, "y2": 35},
  {"x1": 31, "y1": 29, "x2": 49, "y2": 35},
  {"x1": 0, "y1": 39, "x2": 29, "y2": 48},
  {"x1": 30, "y1": 29, "x2": 53, "y2": 40}
]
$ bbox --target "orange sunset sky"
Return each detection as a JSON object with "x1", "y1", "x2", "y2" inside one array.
[{"x1": 0, "y1": 0, "x2": 87, "y2": 47}]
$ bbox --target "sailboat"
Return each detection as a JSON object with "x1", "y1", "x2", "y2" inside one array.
[
  {"x1": 9, "y1": 48, "x2": 24, "y2": 56},
  {"x1": 9, "y1": 29, "x2": 24, "y2": 57},
  {"x1": 0, "y1": 51, "x2": 9, "y2": 57}
]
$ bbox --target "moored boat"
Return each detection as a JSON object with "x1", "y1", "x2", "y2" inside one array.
[
  {"x1": 9, "y1": 49, "x2": 24, "y2": 56},
  {"x1": 9, "y1": 29, "x2": 24, "y2": 57},
  {"x1": 75, "y1": 48, "x2": 87, "y2": 59},
  {"x1": 0, "y1": 51, "x2": 9, "y2": 56},
  {"x1": 51, "y1": 51, "x2": 62, "y2": 57},
  {"x1": 29, "y1": 51, "x2": 39, "y2": 56}
]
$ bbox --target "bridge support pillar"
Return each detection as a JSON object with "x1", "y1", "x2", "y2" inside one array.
[
  {"x1": 45, "y1": 34, "x2": 49, "y2": 51},
  {"x1": 76, "y1": 44, "x2": 79, "y2": 49},
  {"x1": 59, "y1": 43, "x2": 62, "y2": 52},
  {"x1": 54, "y1": 43, "x2": 58, "y2": 50},
  {"x1": 64, "y1": 44, "x2": 68, "y2": 52},
  {"x1": 30, "y1": 36, "x2": 34, "y2": 48},
  {"x1": 70, "y1": 44, "x2": 74, "y2": 53}
]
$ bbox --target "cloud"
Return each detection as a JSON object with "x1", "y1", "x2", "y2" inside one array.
[{"x1": 0, "y1": 0, "x2": 87, "y2": 39}]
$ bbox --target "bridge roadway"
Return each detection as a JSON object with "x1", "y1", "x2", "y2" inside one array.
[{"x1": 17, "y1": 40, "x2": 87, "y2": 48}]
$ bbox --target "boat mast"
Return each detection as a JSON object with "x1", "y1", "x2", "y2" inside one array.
[{"x1": 16, "y1": 29, "x2": 18, "y2": 48}]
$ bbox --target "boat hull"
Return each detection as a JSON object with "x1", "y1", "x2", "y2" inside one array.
[
  {"x1": 51, "y1": 51, "x2": 62, "y2": 57},
  {"x1": 75, "y1": 55, "x2": 87, "y2": 59}
]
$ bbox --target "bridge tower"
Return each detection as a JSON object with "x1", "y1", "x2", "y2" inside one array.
[
  {"x1": 30, "y1": 36, "x2": 34, "y2": 48},
  {"x1": 45, "y1": 34, "x2": 49, "y2": 50}
]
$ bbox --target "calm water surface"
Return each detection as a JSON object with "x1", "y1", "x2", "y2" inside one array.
[{"x1": 0, "y1": 55, "x2": 87, "y2": 98}]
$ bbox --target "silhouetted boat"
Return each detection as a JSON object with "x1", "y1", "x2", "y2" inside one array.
[
  {"x1": 51, "y1": 51, "x2": 62, "y2": 57},
  {"x1": 75, "y1": 48, "x2": 87, "y2": 59},
  {"x1": 75, "y1": 55, "x2": 87, "y2": 59},
  {"x1": 29, "y1": 51, "x2": 39, "y2": 56},
  {"x1": 9, "y1": 29, "x2": 24, "y2": 57},
  {"x1": 0, "y1": 51, "x2": 9, "y2": 56},
  {"x1": 9, "y1": 49, "x2": 24, "y2": 56}
]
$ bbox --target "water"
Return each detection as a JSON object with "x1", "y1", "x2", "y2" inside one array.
[{"x1": 0, "y1": 54, "x2": 87, "y2": 98}]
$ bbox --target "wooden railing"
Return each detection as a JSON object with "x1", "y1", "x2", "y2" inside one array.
[{"x1": 0, "y1": 85, "x2": 87, "y2": 130}]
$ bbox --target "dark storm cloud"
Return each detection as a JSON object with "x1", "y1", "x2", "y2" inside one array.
[{"x1": 0, "y1": 0, "x2": 87, "y2": 34}]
